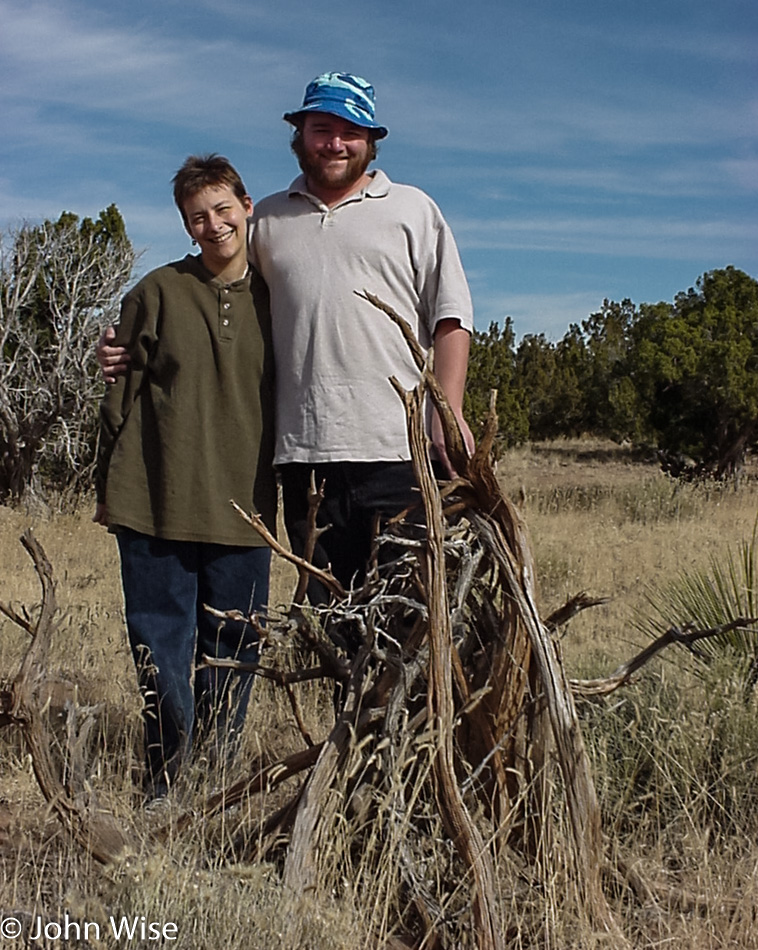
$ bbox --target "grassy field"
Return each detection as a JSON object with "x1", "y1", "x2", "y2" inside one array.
[{"x1": 1, "y1": 439, "x2": 758, "y2": 948}]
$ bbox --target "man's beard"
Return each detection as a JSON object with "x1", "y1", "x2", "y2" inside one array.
[{"x1": 299, "y1": 149, "x2": 372, "y2": 191}]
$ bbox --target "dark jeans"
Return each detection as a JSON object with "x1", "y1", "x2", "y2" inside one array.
[
  {"x1": 279, "y1": 460, "x2": 433, "y2": 606},
  {"x1": 116, "y1": 528, "x2": 270, "y2": 798}
]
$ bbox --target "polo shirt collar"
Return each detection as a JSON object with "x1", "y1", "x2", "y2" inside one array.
[{"x1": 288, "y1": 169, "x2": 392, "y2": 207}]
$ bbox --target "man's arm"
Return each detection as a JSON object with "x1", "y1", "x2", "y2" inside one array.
[
  {"x1": 431, "y1": 318, "x2": 475, "y2": 478},
  {"x1": 93, "y1": 289, "x2": 151, "y2": 524},
  {"x1": 97, "y1": 325, "x2": 130, "y2": 383},
  {"x1": 92, "y1": 501, "x2": 108, "y2": 525}
]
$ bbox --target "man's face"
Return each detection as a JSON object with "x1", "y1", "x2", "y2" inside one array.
[
  {"x1": 299, "y1": 113, "x2": 373, "y2": 193},
  {"x1": 183, "y1": 184, "x2": 252, "y2": 276}
]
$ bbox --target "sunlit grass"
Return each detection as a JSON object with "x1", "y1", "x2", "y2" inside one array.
[{"x1": 3, "y1": 441, "x2": 758, "y2": 946}]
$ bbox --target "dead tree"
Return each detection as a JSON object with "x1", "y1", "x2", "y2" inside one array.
[
  {"x1": 0, "y1": 210, "x2": 134, "y2": 503},
  {"x1": 0, "y1": 531, "x2": 127, "y2": 864},
  {"x1": 207, "y1": 294, "x2": 628, "y2": 947}
]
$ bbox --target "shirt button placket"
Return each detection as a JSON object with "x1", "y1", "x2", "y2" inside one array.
[{"x1": 220, "y1": 289, "x2": 232, "y2": 335}]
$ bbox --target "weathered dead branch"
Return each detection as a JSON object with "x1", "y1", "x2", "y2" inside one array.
[
  {"x1": 570, "y1": 616, "x2": 758, "y2": 696},
  {"x1": 361, "y1": 292, "x2": 622, "y2": 939},
  {"x1": 0, "y1": 530, "x2": 127, "y2": 864},
  {"x1": 232, "y1": 499, "x2": 347, "y2": 601},
  {"x1": 400, "y1": 377, "x2": 503, "y2": 950},
  {"x1": 544, "y1": 591, "x2": 610, "y2": 633},
  {"x1": 356, "y1": 289, "x2": 469, "y2": 474},
  {"x1": 294, "y1": 471, "x2": 331, "y2": 604}
]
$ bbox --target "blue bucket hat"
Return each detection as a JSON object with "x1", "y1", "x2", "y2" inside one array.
[{"x1": 284, "y1": 72, "x2": 389, "y2": 139}]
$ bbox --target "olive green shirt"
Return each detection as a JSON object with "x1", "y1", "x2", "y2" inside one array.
[{"x1": 96, "y1": 255, "x2": 276, "y2": 546}]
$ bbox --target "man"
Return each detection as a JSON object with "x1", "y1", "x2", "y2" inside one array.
[
  {"x1": 95, "y1": 155, "x2": 276, "y2": 802},
  {"x1": 99, "y1": 73, "x2": 474, "y2": 605},
  {"x1": 254, "y1": 72, "x2": 475, "y2": 602}
]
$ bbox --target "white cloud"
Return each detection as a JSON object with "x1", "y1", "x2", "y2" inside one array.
[
  {"x1": 603, "y1": 22, "x2": 757, "y2": 64},
  {"x1": 0, "y1": 0, "x2": 297, "y2": 136},
  {"x1": 453, "y1": 214, "x2": 758, "y2": 262},
  {"x1": 467, "y1": 156, "x2": 757, "y2": 202}
]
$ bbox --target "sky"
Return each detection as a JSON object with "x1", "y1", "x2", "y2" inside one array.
[{"x1": 0, "y1": 0, "x2": 756, "y2": 339}]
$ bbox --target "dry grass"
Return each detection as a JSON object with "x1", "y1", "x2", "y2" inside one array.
[
  {"x1": 2, "y1": 440, "x2": 758, "y2": 947},
  {"x1": 500, "y1": 439, "x2": 758, "y2": 666}
]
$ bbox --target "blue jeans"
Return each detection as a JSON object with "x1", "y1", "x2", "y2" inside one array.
[{"x1": 116, "y1": 528, "x2": 271, "y2": 798}]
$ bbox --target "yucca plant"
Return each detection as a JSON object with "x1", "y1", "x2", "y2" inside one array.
[{"x1": 636, "y1": 521, "x2": 758, "y2": 697}]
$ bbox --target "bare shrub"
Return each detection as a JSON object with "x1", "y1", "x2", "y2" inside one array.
[{"x1": 0, "y1": 207, "x2": 135, "y2": 506}]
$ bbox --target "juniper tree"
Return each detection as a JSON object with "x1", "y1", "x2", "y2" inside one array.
[{"x1": 0, "y1": 206, "x2": 135, "y2": 503}]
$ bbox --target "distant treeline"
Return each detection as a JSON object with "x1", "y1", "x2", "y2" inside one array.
[{"x1": 464, "y1": 266, "x2": 758, "y2": 480}]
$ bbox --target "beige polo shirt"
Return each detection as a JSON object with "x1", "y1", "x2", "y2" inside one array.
[{"x1": 251, "y1": 169, "x2": 474, "y2": 465}]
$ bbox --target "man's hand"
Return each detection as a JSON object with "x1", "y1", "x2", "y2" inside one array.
[
  {"x1": 431, "y1": 410, "x2": 475, "y2": 479},
  {"x1": 97, "y1": 325, "x2": 130, "y2": 384},
  {"x1": 92, "y1": 502, "x2": 108, "y2": 526},
  {"x1": 431, "y1": 320, "x2": 476, "y2": 478}
]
